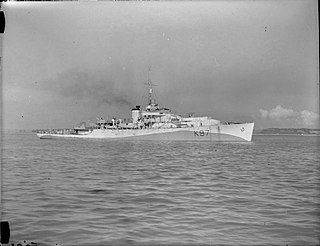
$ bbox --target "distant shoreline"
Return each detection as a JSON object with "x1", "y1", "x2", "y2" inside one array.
[
  {"x1": 253, "y1": 133, "x2": 320, "y2": 136},
  {"x1": 254, "y1": 128, "x2": 320, "y2": 136}
]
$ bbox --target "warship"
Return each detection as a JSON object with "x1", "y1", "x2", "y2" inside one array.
[{"x1": 37, "y1": 75, "x2": 254, "y2": 142}]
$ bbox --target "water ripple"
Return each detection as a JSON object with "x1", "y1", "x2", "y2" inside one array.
[{"x1": 2, "y1": 133, "x2": 319, "y2": 245}]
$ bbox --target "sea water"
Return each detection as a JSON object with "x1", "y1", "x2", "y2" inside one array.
[{"x1": 1, "y1": 132, "x2": 319, "y2": 246}]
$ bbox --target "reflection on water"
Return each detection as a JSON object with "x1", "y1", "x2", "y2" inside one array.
[{"x1": 2, "y1": 133, "x2": 319, "y2": 246}]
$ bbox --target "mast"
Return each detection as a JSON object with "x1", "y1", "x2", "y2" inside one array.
[{"x1": 145, "y1": 66, "x2": 157, "y2": 106}]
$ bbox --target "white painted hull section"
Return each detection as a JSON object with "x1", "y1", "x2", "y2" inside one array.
[{"x1": 37, "y1": 122, "x2": 254, "y2": 142}]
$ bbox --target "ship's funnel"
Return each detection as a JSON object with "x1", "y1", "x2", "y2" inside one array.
[{"x1": 132, "y1": 106, "x2": 141, "y2": 125}]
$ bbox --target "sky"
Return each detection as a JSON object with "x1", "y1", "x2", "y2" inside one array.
[{"x1": 1, "y1": 1, "x2": 319, "y2": 130}]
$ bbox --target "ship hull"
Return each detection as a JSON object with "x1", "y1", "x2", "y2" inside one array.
[{"x1": 37, "y1": 122, "x2": 254, "y2": 142}]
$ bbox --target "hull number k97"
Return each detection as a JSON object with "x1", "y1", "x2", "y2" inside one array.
[{"x1": 194, "y1": 130, "x2": 210, "y2": 136}]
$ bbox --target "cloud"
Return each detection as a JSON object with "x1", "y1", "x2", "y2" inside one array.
[
  {"x1": 260, "y1": 105, "x2": 297, "y2": 120},
  {"x1": 39, "y1": 69, "x2": 133, "y2": 106},
  {"x1": 300, "y1": 110, "x2": 319, "y2": 126},
  {"x1": 259, "y1": 105, "x2": 319, "y2": 127}
]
